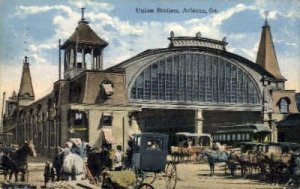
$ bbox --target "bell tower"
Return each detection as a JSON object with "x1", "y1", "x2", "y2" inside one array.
[{"x1": 60, "y1": 8, "x2": 108, "y2": 79}]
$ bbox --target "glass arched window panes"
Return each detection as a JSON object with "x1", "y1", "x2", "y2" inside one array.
[
  {"x1": 130, "y1": 53, "x2": 260, "y2": 104},
  {"x1": 237, "y1": 134, "x2": 241, "y2": 141},
  {"x1": 280, "y1": 98, "x2": 289, "y2": 113}
]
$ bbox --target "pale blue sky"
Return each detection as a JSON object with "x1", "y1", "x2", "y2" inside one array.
[{"x1": 0, "y1": 0, "x2": 299, "y2": 109}]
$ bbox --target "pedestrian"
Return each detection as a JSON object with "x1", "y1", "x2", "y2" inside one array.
[
  {"x1": 126, "y1": 140, "x2": 133, "y2": 168},
  {"x1": 114, "y1": 145, "x2": 123, "y2": 171},
  {"x1": 43, "y1": 161, "x2": 51, "y2": 187},
  {"x1": 71, "y1": 142, "x2": 81, "y2": 156}
]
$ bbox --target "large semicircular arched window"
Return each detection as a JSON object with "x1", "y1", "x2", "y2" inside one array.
[{"x1": 130, "y1": 53, "x2": 260, "y2": 104}]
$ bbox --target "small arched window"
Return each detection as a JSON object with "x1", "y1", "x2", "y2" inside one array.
[{"x1": 279, "y1": 98, "x2": 289, "y2": 113}]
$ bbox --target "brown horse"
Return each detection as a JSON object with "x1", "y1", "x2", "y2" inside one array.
[{"x1": 2, "y1": 140, "x2": 37, "y2": 182}]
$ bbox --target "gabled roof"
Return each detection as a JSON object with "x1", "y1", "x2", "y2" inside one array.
[
  {"x1": 61, "y1": 22, "x2": 108, "y2": 49},
  {"x1": 256, "y1": 19, "x2": 285, "y2": 80}
]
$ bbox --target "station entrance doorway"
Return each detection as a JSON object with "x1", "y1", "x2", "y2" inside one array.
[{"x1": 136, "y1": 109, "x2": 195, "y2": 133}]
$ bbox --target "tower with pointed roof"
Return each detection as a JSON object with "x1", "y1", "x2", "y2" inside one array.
[
  {"x1": 256, "y1": 15, "x2": 286, "y2": 81},
  {"x1": 61, "y1": 8, "x2": 108, "y2": 79},
  {"x1": 18, "y1": 56, "x2": 35, "y2": 106}
]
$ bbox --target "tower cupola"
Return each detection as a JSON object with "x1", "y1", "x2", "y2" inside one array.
[{"x1": 60, "y1": 8, "x2": 108, "y2": 79}]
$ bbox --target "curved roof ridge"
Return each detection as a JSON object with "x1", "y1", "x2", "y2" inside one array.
[{"x1": 107, "y1": 47, "x2": 276, "y2": 79}]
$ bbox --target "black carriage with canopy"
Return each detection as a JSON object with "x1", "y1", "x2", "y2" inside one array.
[{"x1": 131, "y1": 132, "x2": 177, "y2": 189}]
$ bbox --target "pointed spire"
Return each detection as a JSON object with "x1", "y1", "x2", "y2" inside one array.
[
  {"x1": 255, "y1": 14, "x2": 285, "y2": 80},
  {"x1": 78, "y1": 7, "x2": 89, "y2": 24},
  {"x1": 18, "y1": 56, "x2": 35, "y2": 100},
  {"x1": 9, "y1": 91, "x2": 17, "y2": 100},
  {"x1": 264, "y1": 11, "x2": 269, "y2": 27}
]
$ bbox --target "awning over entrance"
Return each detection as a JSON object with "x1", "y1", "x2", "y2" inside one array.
[
  {"x1": 102, "y1": 128, "x2": 115, "y2": 144},
  {"x1": 253, "y1": 124, "x2": 272, "y2": 133},
  {"x1": 215, "y1": 124, "x2": 272, "y2": 134}
]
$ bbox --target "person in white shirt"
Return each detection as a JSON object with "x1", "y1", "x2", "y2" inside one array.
[{"x1": 114, "y1": 145, "x2": 123, "y2": 171}]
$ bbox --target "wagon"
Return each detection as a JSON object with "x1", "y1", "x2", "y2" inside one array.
[
  {"x1": 170, "y1": 132, "x2": 212, "y2": 161},
  {"x1": 131, "y1": 133, "x2": 177, "y2": 189}
]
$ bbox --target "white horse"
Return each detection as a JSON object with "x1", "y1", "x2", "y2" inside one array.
[{"x1": 61, "y1": 148, "x2": 85, "y2": 181}]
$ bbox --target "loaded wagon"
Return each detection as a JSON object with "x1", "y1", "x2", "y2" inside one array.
[{"x1": 170, "y1": 132, "x2": 212, "y2": 161}]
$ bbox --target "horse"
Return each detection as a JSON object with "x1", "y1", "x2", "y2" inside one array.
[
  {"x1": 198, "y1": 149, "x2": 234, "y2": 176},
  {"x1": 286, "y1": 154, "x2": 300, "y2": 187},
  {"x1": 2, "y1": 140, "x2": 37, "y2": 182},
  {"x1": 87, "y1": 148, "x2": 113, "y2": 179},
  {"x1": 51, "y1": 148, "x2": 85, "y2": 181},
  {"x1": 232, "y1": 150, "x2": 269, "y2": 178}
]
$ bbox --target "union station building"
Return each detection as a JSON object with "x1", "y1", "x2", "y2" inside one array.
[{"x1": 2, "y1": 11, "x2": 298, "y2": 156}]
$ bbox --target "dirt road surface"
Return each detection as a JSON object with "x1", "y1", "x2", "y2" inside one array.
[{"x1": 0, "y1": 157, "x2": 290, "y2": 189}]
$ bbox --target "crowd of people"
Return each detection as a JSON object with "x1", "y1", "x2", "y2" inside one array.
[{"x1": 54, "y1": 137, "x2": 134, "y2": 174}]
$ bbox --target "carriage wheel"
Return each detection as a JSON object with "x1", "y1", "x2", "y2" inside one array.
[
  {"x1": 144, "y1": 172, "x2": 156, "y2": 184},
  {"x1": 137, "y1": 183, "x2": 155, "y2": 189},
  {"x1": 165, "y1": 162, "x2": 177, "y2": 189},
  {"x1": 136, "y1": 171, "x2": 156, "y2": 184}
]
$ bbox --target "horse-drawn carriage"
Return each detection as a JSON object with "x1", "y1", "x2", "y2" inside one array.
[
  {"x1": 102, "y1": 133, "x2": 177, "y2": 189},
  {"x1": 229, "y1": 142, "x2": 300, "y2": 185},
  {"x1": 170, "y1": 132, "x2": 212, "y2": 161}
]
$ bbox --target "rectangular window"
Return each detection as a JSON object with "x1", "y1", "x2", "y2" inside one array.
[
  {"x1": 232, "y1": 134, "x2": 236, "y2": 141},
  {"x1": 222, "y1": 134, "x2": 226, "y2": 141},
  {"x1": 102, "y1": 112, "x2": 113, "y2": 126},
  {"x1": 241, "y1": 133, "x2": 245, "y2": 141},
  {"x1": 245, "y1": 133, "x2": 250, "y2": 140},
  {"x1": 227, "y1": 134, "x2": 231, "y2": 141},
  {"x1": 102, "y1": 84, "x2": 114, "y2": 98}
]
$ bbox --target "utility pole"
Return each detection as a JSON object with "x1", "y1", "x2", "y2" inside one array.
[{"x1": 1, "y1": 92, "x2": 6, "y2": 133}]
